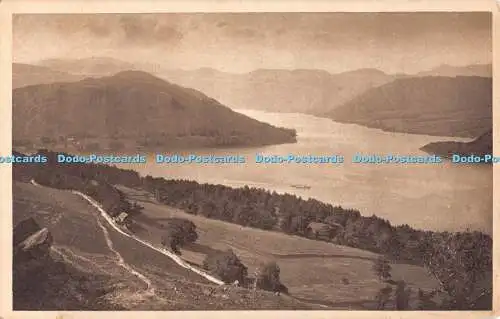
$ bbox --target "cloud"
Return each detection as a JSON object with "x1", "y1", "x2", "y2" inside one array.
[{"x1": 12, "y1": 12, "x2": 491, "y2": 74}]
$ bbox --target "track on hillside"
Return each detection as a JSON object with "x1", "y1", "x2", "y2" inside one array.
[{"x1": 29, "y1": 179, "x2": 332, "y2": 309}]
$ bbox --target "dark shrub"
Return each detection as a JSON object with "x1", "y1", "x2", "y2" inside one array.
[{"x1": 203, "y1": 249, "x2": 248, "y2": 284}]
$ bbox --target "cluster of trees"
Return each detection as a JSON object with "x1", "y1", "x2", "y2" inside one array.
[
  {"x1": 202, "y1": 249, "x2": 287, "y2": 294},
  {"x1": 142, "y1": 176, "x2": 492, "y2": 310},
  {"x1": 12, "y1": 149, "x2": 492, "y2": 309},
  {"x1": 13, "y1": 150, "x2": 141, "y2": 218},
  {"x1": 372, "y1": 257, "x2": 413, "y2": 310}
]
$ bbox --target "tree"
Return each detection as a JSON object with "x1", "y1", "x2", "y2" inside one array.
[
  {"x1": 256, "y1": 261, "x2": 287, "y2": 294},
  {"x1": 372, "y1": 256, "x2": 392, "y2": 281},
  {"x1": 395, "y1": 280, "x2": 412, "y2": 310},
  {"x1": 375, "y1": 285, "x2": 393, "y2": 310},
  {"x1": 203, "y1": 249, "x2": 248, "y2": 284},
  {"x1": 160, "y1": 218, "x2": 198, "y2": 255},
  {"x1": 424, "y1": 232, "x2": 492, "y2": 310}
]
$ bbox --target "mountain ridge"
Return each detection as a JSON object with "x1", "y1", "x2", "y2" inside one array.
[
  {"x1": 325, "y1": 75, "x2": 492, "y2": 138},
  {"x1": 12, "y1": 70, "x2": 297, "y2": 151},
  {"x1": 420, "y1": 130, "x2": 493, "y2": 159}
]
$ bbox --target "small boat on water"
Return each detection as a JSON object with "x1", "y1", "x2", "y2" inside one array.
[{"x1": 290, "y1": 184, "x2": 311, "y2": 190}]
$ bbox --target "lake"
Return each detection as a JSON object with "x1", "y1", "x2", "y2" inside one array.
[{"x1": 119, "y1": 109, "x2": 492, "y2": 234}]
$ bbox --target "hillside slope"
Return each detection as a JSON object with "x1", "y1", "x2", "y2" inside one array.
[
  {"x1": 417, "y1": 63, "x2": 492, "y2": 78},
  {"x1": 24, "y1": 58, "x2": 398, "y2": 114},
  {"x1": 326, "y1": 76, "x2": 492, "y2": 138},
  {"x1": 420, "y1": 130, "x2": 492, "y2": 159},
  {"x1": 119, "y1": 185, "x2": 441, "y2": 310},
  {"x1": 37, "y1": 57, "x2": 138, "y2": 77},
  {"x1": 159, "y1": 68, "x2": 398, "y2": 114},
  {"x1": 12, "y1": 70, "x2": 296, "y2": 150},
  {"x1": 13, "y1": 181, "x2": 319, "y2": 310}
]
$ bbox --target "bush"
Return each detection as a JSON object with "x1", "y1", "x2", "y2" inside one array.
[
  {"x1": 203, "y1": 249, "x2": 248, "y2": 284},
  {"x1": 160, "y1": 218, "x2": 198, "y2": 254},
  {"x1": 256, "y1": 261, "x2": 287, "y2": 294}
]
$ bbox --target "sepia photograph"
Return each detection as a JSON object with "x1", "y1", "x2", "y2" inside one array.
[{"x1": 8, "y1": 10, "x2": 493, "y2": 312}]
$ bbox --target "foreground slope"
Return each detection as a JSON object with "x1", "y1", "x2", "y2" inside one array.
[
  {"x1": 119, "y1": 186, "x2": 441, "y2": 310},
  {"x1": 13, "y1": 181, "x2": 318, "y2": 310},
  {"x1": 13, "y1": 70, "x2": 296, "y2": 150},
  {"x1": 326, "y1": 76, "x2": 492, "y2": 138}
]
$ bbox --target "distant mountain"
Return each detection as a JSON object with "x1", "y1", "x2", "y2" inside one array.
[
  {"x1": 325, "y1": 76, "x2": 492, "y2": 138},
  {"x1": 13, "y1": 63, "x2": 85, "y2": 89},
  {"x1": 158, "y1": 68, "x2": 400, "y2": 114},
  {"x1": 12, "y1": 70, "x2": 296, "y2": 150},
  {"x1": 37, "y1": 57, "x2": 138, "y2": 77},
  {"x1": 420, "y1": 130, "x2": 492, "y2": 159},
  {"x1": 24, "y1": 57, "x2": 399, "y2": 114},
  {"x1": 417, "y1": 64, "x2": 492, "y2": 78}
]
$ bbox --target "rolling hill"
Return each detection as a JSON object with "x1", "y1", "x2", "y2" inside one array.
[
  {"x1": 13, "y1": 63, "x2": 86, "y2": 89},
  {"x1": 22, "y1": 57, "x2": 399, "y2": 114},
  {"x1": 12, "y1": 149, "x2": 492, "y2": 310},
  {"x1": 20, "y1": 58, "x2": 492, "y2": 119},
  {"x1": 118, "y1": 185, "x2": 442, "y2": 310},
  {"x1": 12, "y1": 70, "x2": 296, "y2": 150},
  {"x1": 12, "y1": 177, "x2": 442, "y2": 311},
  {"x1": 325, "y1": 76, "x2": 492, "y2": 138},
  {"x1": 158, "y1": 68, "x2": 399, "y2": 114},
  {"x1": 13, "y1": 181, "x2": 321, "y2": 310},
  {"x1": 37, "y1": 57, "x2": 139, "y2": 77},
  {"x1": 417, "y1": 63, "x2": 492, "y2": 78}
]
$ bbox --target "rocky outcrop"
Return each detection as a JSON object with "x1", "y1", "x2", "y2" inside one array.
[
  {"x1": 12, "y1": 216, "x2": 119, "y2": 310},
  {"x1": 13, "y1": 217, "x2": 52, "y2": 265},
  {"x1": 13, "y1": 218, "x2": 54, "y2": 303},
  {"x1": 13, "y1": 217, "x2": 43, "y2": 246},
  {"x1": 16, "y1": 228, "x2": 53, "y2": 260}
]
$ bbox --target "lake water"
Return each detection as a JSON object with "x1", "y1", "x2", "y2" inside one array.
[{"x1": 119, "y1": 109, "x2": 492, "y2": 234}]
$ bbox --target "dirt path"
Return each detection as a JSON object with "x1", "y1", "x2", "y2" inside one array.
[
  {"x1": 30, "y1": 179, "x2": 224, "y2": 286},
  {"x1": 29, "y1": 180, "x2": 335, "y2": 309},
  {"x1": 30, "y1": 179, "x2": 155, "y2": 294},
  {"x1": 94, "y1": 211, "x2": 155, "y2": 295},
  {"x1": 72, "y1": 190, "x2": 226, "y2": 286}
]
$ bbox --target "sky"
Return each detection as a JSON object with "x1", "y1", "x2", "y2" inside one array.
[{"x1": 13, "y1": 12, "x2": 492, "y2": 74}]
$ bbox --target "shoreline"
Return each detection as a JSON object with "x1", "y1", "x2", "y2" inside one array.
[{"x1": 12, "y1": 148, "x2": 491, "y2": 235}]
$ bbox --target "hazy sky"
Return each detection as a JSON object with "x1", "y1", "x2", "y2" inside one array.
[{"x1": 13, "y1": 12, "x2": 492, "y2": 74}]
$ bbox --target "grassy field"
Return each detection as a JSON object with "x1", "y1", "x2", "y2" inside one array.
[
  {"x1": 13, "y1": 181, "x2": 321, "y2": 310},
  {"x1": 119, "y1": 186, "x2": 441, "y2": 309}
]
